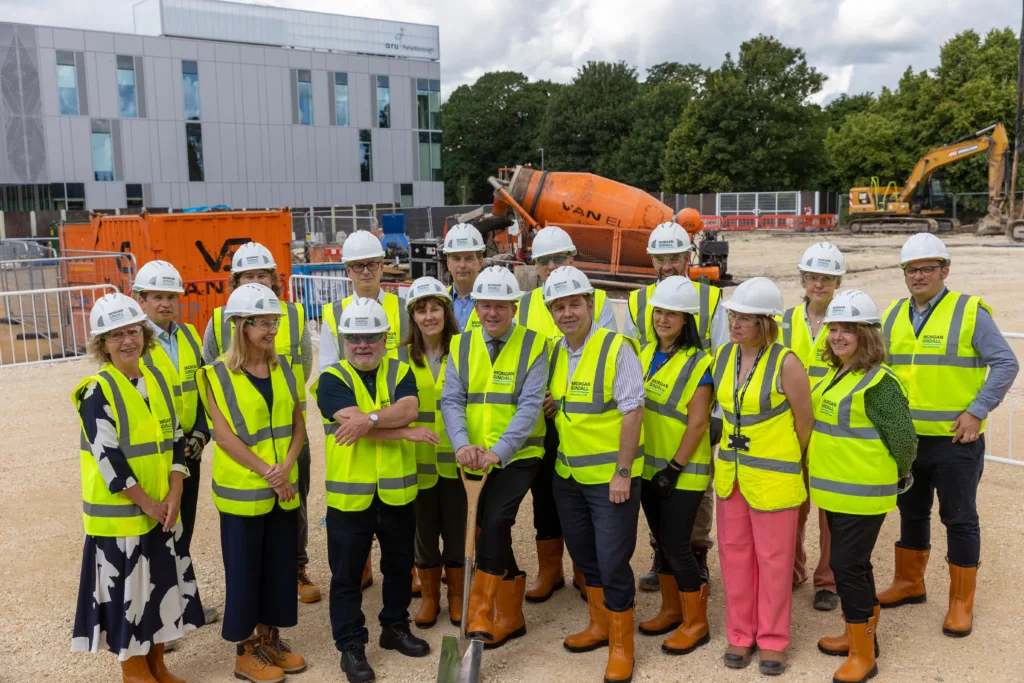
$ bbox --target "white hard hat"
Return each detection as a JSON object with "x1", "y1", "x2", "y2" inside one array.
[
  {"x1": 342, "y1": 231, "x2": 386, "y2": 263},
  {"x1": 231, "y1": 242, "x2": 276, "y2": 273},
  {"x1": 223, "y1": 283, "x2": 282, "y2": 320},
  {"x1": 89, "y1": 292, "x2": 146, "y2": 337},
  {"x1": 823, "y1": 289, "x2": 880, "y2": 326},
  {"x1": 649, "y1": 275, "x2": 700, "y2": 314},
  {"x1": 900, "y1": 233, "x2": 950, "y2": 266},
  {"x1": 543, "y1": 266, "x2": 594, "y2": 304},
  {"x1": 723, "y1": 277, "x2": 785, "y2": 317},
  {"x1": 471, "y1": 265, "x2": 521, "y2": 302},
  {"x1": 339, "y1": 296, "x2": 391, "y2": 334},
  {"x1": 134, "y1": 259, "x2": 184, "y2": 294},
  {"x1": 647, "y1": 222, "x2": 693, "y2": 255},
  {"x1": 798, "y1": 242, "x2": 846, "y2": 276},
  {"x1": 406, "y1": 276, "x2": 452, "y2": 310},
  {"x1": 532, "y1": 226, "x2": 577, "y2": 260},
  {"x1": 443, "y1": 223, "x2": 485, "y2": 254}
]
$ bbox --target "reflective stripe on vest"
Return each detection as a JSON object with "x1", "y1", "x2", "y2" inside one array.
[
  {"x1": 329, "y1": 292, "x2": 406, "y2": 359},
  {"x1": 214, "y1": 302, "x2": 306, "y2": 403},
  {"x1": 781, "y1": 305, "x2": 830, "y2": 379},
  {"x1": 632, "y1": 282, "x2": 717, "y2": 350},
  {"x1": 519, "y1": 287, "x2": 609, "y2": 339},
  {"x1": 398, "y1": 346, "x2": 454, "y2": 487},
  {"x1": 449, "y1": 286, "x2": 482, "y2": 332}
]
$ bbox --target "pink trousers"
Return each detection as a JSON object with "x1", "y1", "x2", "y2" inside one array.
[
  {"x1": 716, "y1": 485, "x2": 800, "y2": 652},
  {"x1": 794, "y1": 498, "x2": 836, "y2": 591}
]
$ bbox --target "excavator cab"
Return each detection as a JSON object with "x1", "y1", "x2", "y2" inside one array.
[{"x1": 915, "y1": 173, "x2": 953, "y2": 215}]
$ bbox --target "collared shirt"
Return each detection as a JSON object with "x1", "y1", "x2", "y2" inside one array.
[
  {"x1": 559, "y1": 325, "x2": 646, "y2": 415},
  {"x1": 150, "y1": 319, "x2": 180, "y2": 368},
  {"x1": 450, "y1": 285, "x2": 476, "y2": 333},
  {"x1": 909, "y1": 288, "x2": 949, "y2": 335},
  {"x1": 440, "y1": 321, "x2": 547, "y2": 467}
]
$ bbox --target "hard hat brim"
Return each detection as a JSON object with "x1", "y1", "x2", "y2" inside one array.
[
  {"x1": 722, "y1": 300, "x2": 780, "y2": 316},
  {"x1": 133, "y1": 284, "x2": 186, "y2": 294},
  {"x1": 646, "y1": 246, "x2": 694, "y2": 255},
  {"x1": 406, "y1": 292, "x2": 452, "y2": 310},
  {"x1": 797, "y1": 265, "x2": 846, "y2": 276},
  {"x1": 543, "y1": 286, "x2": 594, "y2": 305},
  {"x1": 342, "y1": 252, "x2": 386, "y2": 264},
  {"x1": 822, "y1": 315, "x2": 881, "y2": 326},
  {"x1": 899, "y1": 254, "x2": 951, "y2": 267},
  {"x1": 650, "y1": 302, "x2": 700, "y2": 315},
  {"x1": 531, "y1": 247, "x2": 577, "y2": 260}
]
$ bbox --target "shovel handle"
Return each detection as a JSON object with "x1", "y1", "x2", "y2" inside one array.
[{"x1": 459, "y1": 465, "x2": 488, "y2": 561}]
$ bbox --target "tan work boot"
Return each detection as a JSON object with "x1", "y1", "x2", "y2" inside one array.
[
  {"x1": 262, "y1": 628, "x2": 306, "y2": 674},
  {"x1": 465, "y1": 569, "x2": 503, "y2": 641},
  {"x1": 415, "y1": 566, "x2": 443, "y2": 628},
  {"x1": 361, "y1": 556, "x2": 373, "y2": 591},
  {"x1": 297, "y1": 566, "x2": 321, "y2": 604},
  {"x1": 877, "y1": 545, "x2": 929, "y2": 608},
  {"x1": 819, "y1": 604, "x2": 880, "y2": 657},
  {"x1": 604, "y1": 605, "x2": 634, "y2": 682},
  {"x1": 234, "y1": 638, "x2": 285, "y2": 683},
  {"x1": 446, "y1": 565, "x2": 465, "y2": 626},
  {"x1": 943, "y1": 561, "x2": 979, "y2": 637},
  {"x1": 485, "y1": 573, "x2": 528, "y2": 650},
  {"x1": 564, "y1": 586, "x2": 609, "y2": 652},
  {"x1": 120, "y1": 656, "x2": 158, "y2": 683},
  {"x1": 145, "y1": 643, "x2": 185, "y2": 683},
  {"x1": 663, "y1": 584, "x2": 710, "y2": 655},
  {"x1": 638, "y1": 574, "x2": 683, "y2": 636},
  {"x1": 832, "y1": 621, "x2": 878, "y2": 683},
  {"x1": 525, "y1": 537, "x2": 566, "y2": 603},
  {"x1": 411, "y1": 566, "x2": 422, "y2": 598}
]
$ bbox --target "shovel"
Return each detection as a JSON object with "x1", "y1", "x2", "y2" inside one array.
[{"x1": 436, "y1": 465, "x2": 488, "y2": 683}]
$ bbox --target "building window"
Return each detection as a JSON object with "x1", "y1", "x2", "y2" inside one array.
[
  {"x1": 51, "y1": 182, "x2": 86, "y2": 211},
  {"x1": 416, "y1": 79, "x2": 441, "y2": 130},
  {"x1": 117, "y1": 55, "x2": 138, "y2": 118},
  {"x1": 126, "y1": 183, "x2": 144, "y2": 208},
  {"x1": 92, "y1": 120, "x2": 114, "y2": 182},
  {"x1": 297, "y1": 69, "x2": 312, "y2": 126},
  {"x1": 400, "y1": 183, "x2": 414, "y2": 208},
  {"x1": 376, "y1": 75, "x2": 390, "y2": 128},
  {"x1": 334, "y1": 72, "x2": 349, "y2": 127},
  {"x1": 56, "y1": 51, "x2": 79, "y2": 116},
  {"x1": 182, "y1": 60, "x2": 200, "y2": 121},
  {"x1": 359, "y1": 129, "x2": 373, "y2": 182},
  {"x1": 186, "y1": 123, "x2": 204, "y2": 182},
  {"x1": 418, "y1": 131, "x2": 442, "y2": 182}
]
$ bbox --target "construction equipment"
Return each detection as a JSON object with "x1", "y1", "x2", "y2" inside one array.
[{"x1": 848, "y1": 124, "x2": 1010, "y2": 234}]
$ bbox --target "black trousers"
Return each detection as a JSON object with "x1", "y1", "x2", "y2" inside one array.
[
  {"x1": 531, "y1": 419, "x2": 563, "y2": 540},
  {"x1": 640, "y1": 481, "x2": 705, "y2": 592},
  {"x1": 414, "y1": 476, "x2": 468, "y2": 568},
  {"x1": 179, "y1": 456, "x2": 202, "y2": 556},
  {"x1": 826, "y1": 511, "x2": 886, "y2": 623},
  {"x1": 554, "y1": 474, "x2": 641, "y2": 612},
  {"x1": 897, "y1": 435, "x2": 985, "y2": 566},
  {"x1": 296, "y1": 441, "x2": 311, "y2": 567},
  {"x1": 476, "y1": 458, "x2": 539, "y2": 576}
]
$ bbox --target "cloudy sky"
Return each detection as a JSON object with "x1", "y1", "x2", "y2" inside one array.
[{"x1": 3, "y1": 0, "x2": 1020, "y2": 103}]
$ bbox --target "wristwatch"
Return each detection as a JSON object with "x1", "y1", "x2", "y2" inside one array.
[
  {"x1": 616, "y1": 466, "x2": 630, "y2": 479},
  {"x1": 368, "y1": 412, "x2": 379, "y2": 426}
]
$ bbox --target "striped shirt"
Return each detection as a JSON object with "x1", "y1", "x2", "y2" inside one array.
[{"x1": 558, "y1": 327, "x2": 646, "y2": 414}]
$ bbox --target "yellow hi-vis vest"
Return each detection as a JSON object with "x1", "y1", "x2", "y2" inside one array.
[
  {"x1": 713, "y1": 342, "x2": 806, "y2": 511},
  {"x1": 449, "y1": 286, "x2": 482, "y2": 333},
  {"x1": 780, "y1": 304, "x2": 831, "y2": 381},
  {"x1": 549, "y1": 329, "x2": 642, "y2": 484},
  {"x1": 196, "y1": 357, "x2": 300, "y2": 516},
  {"x1": 312, "y1": 358, "x2": 418, "y2": 511},
  {"x1": 641, "y1": 344, "x2": 713, "y2": 491},
  {"x1": 213, "y1": 301, "x2": 307, "y2": 406},
  {"x1": 322, "y1": 291, "x2": 406, "y2": 359},
  {"x1": 449, "y1": 324, "x2": 548, "y2": 473},
  {"x1": 809, "y1": 363, "x2": 904, "y2": 515},
  {"x1": 73, "y1": 362, "x2": 177, "y2": 537},
  {"x1": 143, "y1": 322, "x2": 203, "y2": 433},
  {"x1": 881, "y1": 291, "x2": 990, "y2": 436},
  {"x1": 398, "y1": 347, "x2": 455, "y2": 488},
  {"x1": 629, "y1": 281, "x2": 722, "y2": 351},
  {"x1": 517, "y1": 287, "x2": 610, "y2": 339}
]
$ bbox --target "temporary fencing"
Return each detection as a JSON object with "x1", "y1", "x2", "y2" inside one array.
[
  {"x1": 0, "y1": 253, "x2": 136, "y2": 296},
  {"x1": 985, "y1": 332, "x2": 1023, "y2": 467},
  {"x1": 0, "y1": 239, "x2": 57, "y2": 261},
  {"x1": 717, "y1": 214, "x2": 838, "y2": 232}
]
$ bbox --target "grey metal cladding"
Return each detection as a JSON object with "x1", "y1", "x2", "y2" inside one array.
[
  {"x1": 134, "y1": 56, "x2": 147, "y2": 118},
  {"x1": 111, "y1": 119, "x2": 123, "y2": 181},
  {"x1": 328, "y1": 72, "x2": 336, "y2": 126},
  {"x1": 290, "y1": 68, "x2": 298, "y2": 124},
  {"x1": 75, "y1": 52, "x2": 89, "y2": 114}
]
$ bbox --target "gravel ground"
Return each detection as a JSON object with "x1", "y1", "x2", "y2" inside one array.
[{"x1": 2, "y1": 231, "x2": 1023, "y2": 683}]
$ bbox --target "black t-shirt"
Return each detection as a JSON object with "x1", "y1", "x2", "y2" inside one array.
[
  {"x1": 317, "y1": 365, "x2": 418, "y2": 421},
  {"x1": 244, "y1": 370, "x2": 274, "y2": 411}
]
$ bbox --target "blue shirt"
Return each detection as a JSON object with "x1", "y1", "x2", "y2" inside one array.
[
  {"x1": 450, "y1": 286, "x2": 475, "y2": 333},
  {"x1": 149, "y1": 319, "x2": 180, "y2": 368},
  {"x1": 909, "y1": 288, "x2": 948, "y2": 335}
]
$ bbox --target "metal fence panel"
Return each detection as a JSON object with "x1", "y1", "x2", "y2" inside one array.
[
  {"x1": 985, "y1": 333, "x2": 1022, "y2": 467},
  {"x1": 1, "y1": 284, "x2": 118, "y2": 366}
]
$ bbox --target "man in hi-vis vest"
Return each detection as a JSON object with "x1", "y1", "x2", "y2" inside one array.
[
  {"x1": 877, "y1": 233, "x2": 1018, "y2": 638},
  {"x1": 444, "y1": 223, "x2": 486, "y2": 333}
]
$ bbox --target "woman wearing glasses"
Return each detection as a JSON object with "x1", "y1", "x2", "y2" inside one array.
[
  {"x1": 72, "y1": 294, "x2": 203, "y2": 682},
  {"x1": 712, "y1": 277, "x2": 814, "y2": 676},
  {"x1": 196, "y1": 283, "x2": 308, "y2": 682}
]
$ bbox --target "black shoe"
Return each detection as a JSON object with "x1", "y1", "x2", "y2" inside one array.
[
  {"x1": 639, "y1": 551, "x2": 661, "y2": 592},
  {"x1": 379, "y1": 621, "x2": 430, "y2": 658},
  {"x1": 341, "y1": 644, "x2": 375, "y2": 683},
  {"x1": 813, "y1": 589, "x2": 840, "y2": 611},
  {"x1": 692, "y1": 546, "x2": 710, "y2": 587},
  {"x1": 759, "y1": 658, "x2": 786, "y2": 676}
]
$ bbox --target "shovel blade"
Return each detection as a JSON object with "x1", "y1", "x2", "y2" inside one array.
[{"x1": 437, "y1": 634, "x2": 483, "y2": 683}]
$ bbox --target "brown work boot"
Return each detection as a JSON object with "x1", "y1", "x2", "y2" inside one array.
[
  {"x1": 526, "y1": 537, "x2": 566, "y2": 603},
  {"x1": 485, "y1": 573, "x2": 528, "y2": 650},
  {"x1": 120, "y1": 656, "x2": 158, "y2": 683},
  {"x1": 297, "y1": 566, "x2": 321, "y2": 604},
  {"x1": 573, "y1": 563, "x2": 588, "y2": 602},
  {"x1": 234, "y1": 638, "x2": 285, "y2": 683},
  {"x1": 663, "y1": 584, "x2": 710, "y2": 655},
  {"x1": 466, "y1": 569, "x2": 503, "y2": 641},
  {"x1": 604, "y1": 605, "x2": 634, "y2": 682},
  {"x1": 262, "y1": 628, "x2": 306, "y2": 674},
  {"x1": 564, "y1": 586, "x2": 609, "y2": 652},
  {"x1": 819, "y1": 604, "x2": 881, "y2": 657},
  {"x1": 759, "y1": 649, "x2": 786, "y2": 676},
  {"x1": 361, "y1": 556, "x2": 373, "y2": 591},
  {"x1": 943, "y1": 561, "x2": 979, "y2": 637},
  {"x1": 414, "y1": 566, "x2": 442, "y2": 628},
  {"x1": 877, "y1": 545, "x2": 929, "y2": 608},
  {"x1": 145, "y1": 643, "x2": 185, "y2": 683},
  {"x1": 638, "y1": 574, "x2": 683, "y2": 636},
  {"x1": 411, "y1": 566, "x2": 422, "y2": 598},
  {"x1": 445, "y1": 565, "x2": 465, "y2": 626},
  {"x1": 832, "y1": 621, "x2": 878, "y2": 683}
]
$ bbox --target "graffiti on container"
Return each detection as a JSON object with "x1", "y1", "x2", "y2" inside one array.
[
  {"x1": 195, "y1": 238, "x2": 252, "y2": 272},
  {"x1": 177, "y1": 301, "x2": 203, "y2": 323},
  {"x1": 560, "y1": 202, "x2": 623, "y2": 227}
]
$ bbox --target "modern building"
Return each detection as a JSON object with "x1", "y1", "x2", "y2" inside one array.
[{"x1": 0, "y1": 0, "x2": 443, "y2": 212}]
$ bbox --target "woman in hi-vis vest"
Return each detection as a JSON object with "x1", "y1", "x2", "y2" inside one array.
[
  {"x1": 712, "y1": 277, "x2": 814, "y2": 676},
  {"x1": 196, "y1": 283, "x2": 308, "y2": 682},
  {"x1": 71, "y1": 293, "x2": 203, "y2": 682},
  {"x1": 809, "y1": 290, "x2": 916, "y2": 683}
]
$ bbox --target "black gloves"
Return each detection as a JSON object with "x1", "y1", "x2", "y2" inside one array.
[{"x1": 652, "y1": 461, "x2": 682, "y2": 498}]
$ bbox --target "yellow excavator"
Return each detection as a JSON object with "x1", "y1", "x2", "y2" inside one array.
[{"x1": 848, "y1": 123, "x2": 1009, "y2": 234}]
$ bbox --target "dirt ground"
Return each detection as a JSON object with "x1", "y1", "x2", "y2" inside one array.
[{"x1": 2, "y1": 231, "x2": 1023, "y2": 683}]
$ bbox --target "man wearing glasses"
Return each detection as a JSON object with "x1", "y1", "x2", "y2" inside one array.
[
  {"x1": 444, "y1": 223, "x2": 487, "y2": 332},
  {"x1": 877, "y1": 233, "x2": 1018, "y2": 638}
]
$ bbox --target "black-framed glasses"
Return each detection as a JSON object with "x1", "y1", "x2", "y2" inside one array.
[
  {"x1": 344, "y1": 332, "x2": 386, "y2": 345},
  {"x1": 903, "y1": 265, "x2": 941, "y2": 277},
  {"x1": 347, "y1": 261, "x2": 382, "y2": 274}
]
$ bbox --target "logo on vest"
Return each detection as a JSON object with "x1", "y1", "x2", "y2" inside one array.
[
  {"x1": 160, "y1": 417, "x2": 173, "y2": 434},
  {"x1": 569, "y1": 379, "x2": 593, "y2": 397},
  {"x1": 819, "y1": 398, "x2": 837, "y2": 417},
  {"x1": 184, "y1": 364, "x2": 198, "y2": 381},
  {"x1": 921, "y1": 334, "x2": 945, "y2": 349},
  {"x1": 647, "y1": 378, "x2": 670, "y2": 395},
  {"x1": 492, "y1": 369, "x2": 515, "y2": 386}
]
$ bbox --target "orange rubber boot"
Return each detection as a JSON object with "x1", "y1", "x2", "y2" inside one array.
[
  {"x1": 819, "y1": 604, "x2": 880, "y2": 657},
  {"x1": 526, "y1": 538, "x2": 566, "y2": 603},
  {"x1": 638, "y1": 574, "x2": 682, "y2": 636},
  {"x1": 485, "y1": 574, "x2": 528, "y2": 650},
  {"x1": 564, "y1": 586, "x2": 609, "y2": 652},
  {"x1": 662, "y1": 584, "x2": 710, "y2": 655},
  {"x1": 145, "y1": 644, "x2": 185, "y2": 683},
  {"x1": 446, "y1": 566, "x2": 465, "y2": 626},
  {"x1": 414, "y1": 566, "x2": 442, "y2": 629},
  {"x1": 877, "y1": 546, "x2": 929, "y2": 608},
  {"x1": 121, "y1": 656, "x2": 158, "y2": 683},
  {"x1": 832, "y1": 621, "x2": 878, "y2": 683},
  {"x1": 465, "y1": 570, "x2": 503, "y2": 641},
  {"x1": 943, "y1": 562, "x2": 978, "y2": 637},
  {"x1": 604, "y1": 606, "x2": 635, "y2": 683}
]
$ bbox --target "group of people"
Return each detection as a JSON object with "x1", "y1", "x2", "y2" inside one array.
[{"x1": 71, "y1": 217, "x2": 1018, "y2": 683}]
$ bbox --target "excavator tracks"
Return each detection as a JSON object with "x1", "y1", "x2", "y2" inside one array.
[{"x1": 849, "y1": 217, "x2": 940, "y2": 234}]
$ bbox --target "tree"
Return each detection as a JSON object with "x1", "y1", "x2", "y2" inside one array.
[
  {"x1": 823, "y1": 93, "x2": 875, "y2": 132},
  {"x1": 645, "y1": 61, "x2": 706, "y2": 90}
]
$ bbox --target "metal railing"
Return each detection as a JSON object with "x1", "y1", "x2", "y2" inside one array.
[
  {"x1": 0, "y1": 238, "x2": 57, "y2": 261},
  {"x1": 1, "y1": 284, "x2": 118, "y2": 366},
  {"x1": 985, "y1": 332, "x2": 1022, "y2": 467},
  {"x1": 0, "y1": 252, "x2": 137, "y2": 294},
  {"x1": 289, "y1": 274, "x2": 412, "y2": 344}
]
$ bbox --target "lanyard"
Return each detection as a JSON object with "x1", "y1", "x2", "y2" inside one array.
[
  {"x1": 732, "y1": 346, "x2": 766, "y2": 435},
  {"x1": 645, "y1": 346, "x2": 678, "y2": 382}
]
